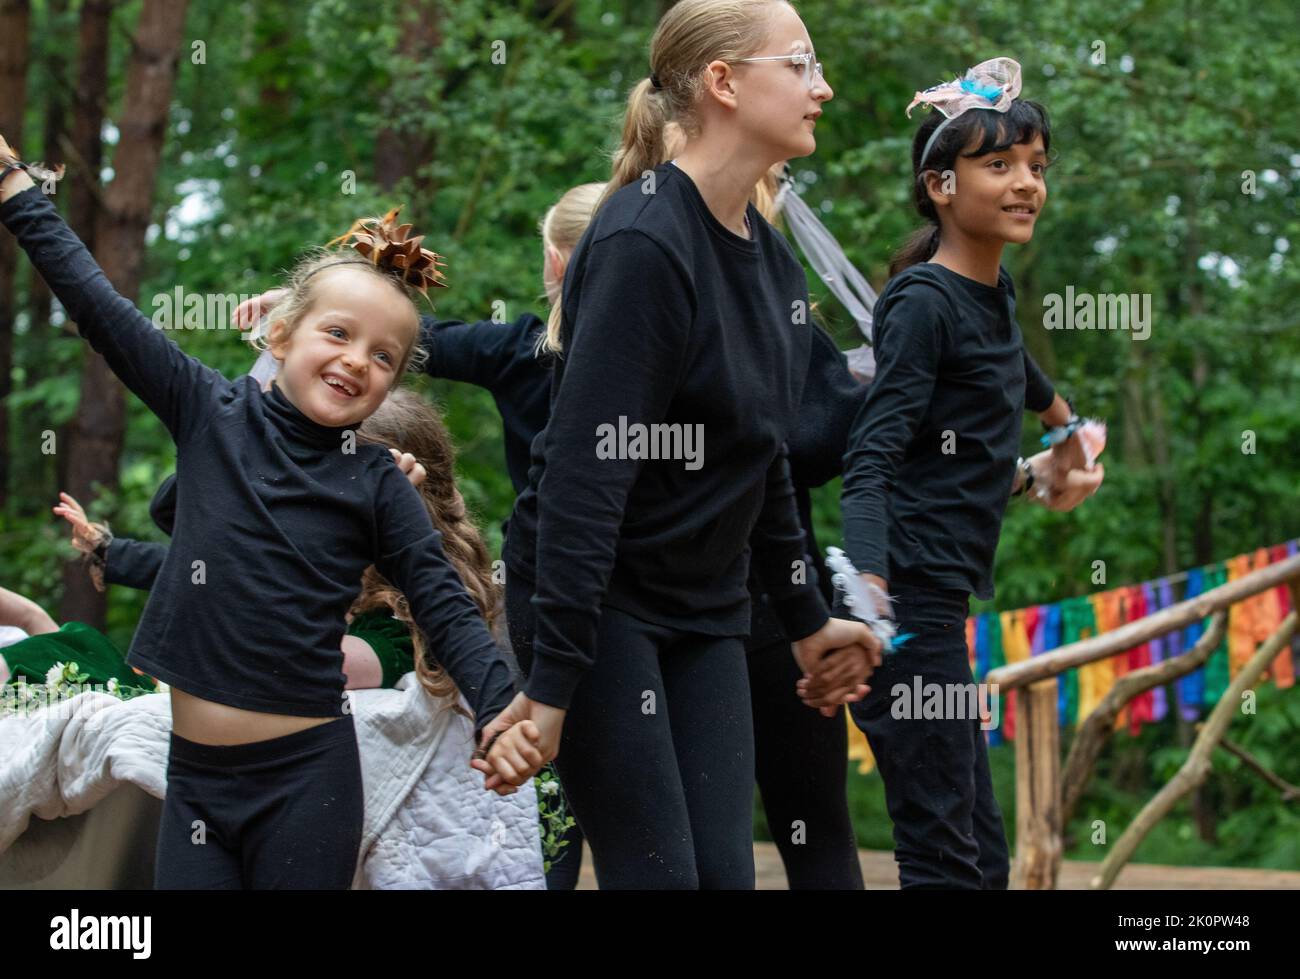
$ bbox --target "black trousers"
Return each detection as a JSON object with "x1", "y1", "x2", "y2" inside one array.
[
  {"x1": 748, "y1": 637, "x2": 863, "y2": 889},
  {"x1": 154, "y1": 714, "x2": 364, "y2": 889},
  {"x1": 507, "y1": 572, "x2": 755, "y2": 889},
  {"x1": 847, "y1": 583, "x2": 1009, "y2": 889}
]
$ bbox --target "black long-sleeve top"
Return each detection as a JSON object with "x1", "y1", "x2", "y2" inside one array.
[
  {"x1": 3, "y1": 185, "x2": 514, "y2": 727},
  {"x1": 746, "y1": 323, "x2": 867, "y2": 649},
  {"x1": 505, "y1": 163, "x2": 830, "y2": 709},
  {"x1": 418, "y1": 313, "x2": 550, "y2": 494},
  {"x1": 103, "y1": 474, "x2": 176, "y2": 588},
  {"x1": 840, "y1": 262, "x2": 1055, "y2": 601}
]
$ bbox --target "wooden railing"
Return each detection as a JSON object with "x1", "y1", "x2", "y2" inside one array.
[{"x1": 984, "y1": 553, "x2": 1300, "y2": 889}]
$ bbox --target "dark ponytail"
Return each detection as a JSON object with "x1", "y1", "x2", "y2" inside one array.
[
  {"x1": 890, "y1": 223, "x2": 941, "y2": 278},
  {"x1": 889, "y1": 99, "x2": 1053, "y2": 277}
]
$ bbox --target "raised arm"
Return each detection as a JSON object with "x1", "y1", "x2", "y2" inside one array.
[
  {"x1": 418, "y1": 314, "x2": 533, "y2": 389},
  {"x1": 0, "y1": 179, "x2": 226, "y2": 441},
  {"x1": 104, "y1": 538, "x2": 169, "y2": 591}
]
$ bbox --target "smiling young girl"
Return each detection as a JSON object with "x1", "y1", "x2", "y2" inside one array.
[
  {"x1": 51, "y1": 388, "x2": 491, "y2": 698},
  {"x1": 494, "y1": 0, "x2": 882, "y2": 889},
  {"x1": 839, "y1": 59, "x2": 1100, "y2": 889},
  {"x1": 0, "y1": 148, "x2": 546, "y2": 888}
]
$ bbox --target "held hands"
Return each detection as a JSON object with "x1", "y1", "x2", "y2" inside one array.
[
  {"x1": 469, "y1": 692, "x2": 566, "y2": 796},
  {"x1": 792, "y1": 616, "x2": 884, "y2": 718}
]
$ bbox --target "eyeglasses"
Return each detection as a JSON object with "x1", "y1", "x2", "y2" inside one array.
[{"x1": 732, "y1": 51, "x2": 825, "y2": 91}]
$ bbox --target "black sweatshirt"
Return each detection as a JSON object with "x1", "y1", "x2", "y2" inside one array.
[
  {"x1": 746, "y1": 324, "x2": 868, "y2": 649},
  {"x1": 105, "y1": 537, "x2": 168, "y2": 590},
  {"x1": 418, "y1": 313, "x2": 550, "y2": 494},
  {"x1": 841, "y1": 262, "x2": 1055, "y2": 601},
  {"x1": 505, "y1": 163, "x2": 831, "y2": 709},
  {"x1": 3, "y1": 185, "x2": 514, "y2": 726},
  {"x1": 103, "y1": 474, "x2": 176, "y2": 589}
]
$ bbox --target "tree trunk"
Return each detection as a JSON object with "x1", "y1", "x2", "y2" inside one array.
[
  {"x1": 59, "y1": 0, "x2": 189, "y2": 627},
  {"x1": 53, "y1": 0, "x2": 112, "y2": 510},
  {"x1": 1182, "y1": 160, "x2": 1217, "y2": 844},
  {"x1": 374, "y1": 1, "x2": 441, "y2": 198},
  {"x1": 534, "y1": 0, "x2": 575, "y2": 38},
  {"x1": 0, "y1": 0, "x2": 31, "y2": 511},
  {"x1": 14, "y1": 0, "x2": 70, "y2": 520},
  {"x1": 67, "y1": 0, "x2": 111, "y2": 241}
]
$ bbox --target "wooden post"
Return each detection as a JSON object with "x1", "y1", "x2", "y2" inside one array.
[
  {"x1": 1012, "y1": 680, "x2": 1061, "y2": 889},
  {"x1": 1092, "y1": 600, "x2": 1300, "y2": 889}
]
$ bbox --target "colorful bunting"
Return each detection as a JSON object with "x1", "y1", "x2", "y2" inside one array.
[{"x1": 964, "y1": 539, "x2": 1297, "y2": 739}]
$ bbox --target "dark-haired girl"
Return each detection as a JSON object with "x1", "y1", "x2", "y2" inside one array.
[{"x1": 840, "y1": 59, "x2": 1100, "y2": 889}]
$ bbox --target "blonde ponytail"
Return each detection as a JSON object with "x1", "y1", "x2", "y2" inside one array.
[
  {"x1": 598, "y1": 78, "x2": 671, "y2": 211},
  {"x1": 549, "y1": 1, "x2": 792, "y2": 353},
  {"x1": 537, "y1": 181, "x2": 606, "y2": 356},
  {"x1": 597, "y1": 0, "x2": 789, "y2": 209}
]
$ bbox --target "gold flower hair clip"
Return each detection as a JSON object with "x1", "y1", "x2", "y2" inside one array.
[{"x1": 327, "y1": 206, "x2": 448, "y2": 298}]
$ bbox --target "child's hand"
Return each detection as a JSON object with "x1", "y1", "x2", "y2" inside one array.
[
  {"x1": 478, "y1": 722, "x2": 546, "y2": 796},
  {"x1": 388, "y1": 448, "x2": 427, "y2": 488},
  {"x1": 470, "y1": 692, "x2": 566, "y2": 795},
  {"x1": 1026, "y1": 446, "x2": 1104, "y2": 511},
  {"x1": 796, "y1": 642, "x2": 880, "y2": 717},
  {"x1": 231, "y1": 288, "x2": 288, "y2": 331},
  {"x1": 797, "y1": 642, "x2": 878, "y2": 715},
  {"x1": 793, "y1": 617, "x2": 882, "y2": 718},
  {"x1": 52, "y1": 492, "x2": 104, "y2": 556}
]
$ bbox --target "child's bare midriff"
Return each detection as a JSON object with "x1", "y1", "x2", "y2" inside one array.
[{"x1": 170, "y1": 686, "x2": 336, "y2": 745}]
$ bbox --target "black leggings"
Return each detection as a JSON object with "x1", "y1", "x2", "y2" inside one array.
[
  {"x1": 847, "y1": 583, "x2": 1009, "y2": 889},
  {"x1": 154, "y1": 714, "x2": 364, "y2": 889},
  {"x1": 507, "y1": 572, "x2": 755, "y2": 889},
  {"x1": 747, "y1": 637, "x2": 863, "y2": 889}
]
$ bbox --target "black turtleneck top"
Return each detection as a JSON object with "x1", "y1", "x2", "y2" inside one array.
[{"x1": 2, "y1": 185, "x2": 514, "y2": 727}]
